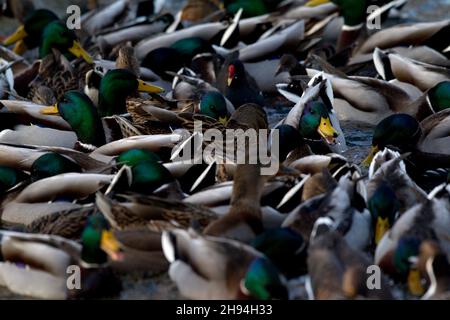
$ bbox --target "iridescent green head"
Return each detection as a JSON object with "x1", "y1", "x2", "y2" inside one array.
[
  {"x1": 3, "y1": 9, "x2": 58, "y2": 51},
  {"x1": 130, "y1": 160, "x2": 173, "y2": 194},
  {"x1": 98, "y1": 69, "x2": 164, "y2": 117},
  {"x1": 368, "y1": 182, "x2": 399, "y2": 245},
  {"x1": 225, "y1": 0, "x2": 269, "y2": 17},
  {"x1": 363, "y1": 113, "x2": 421, "y2": 166},
  {"x1": 0, "y1": 166, "x2": 27, "y2": 194},
  {"x1": 200, "y1": 91, "x2": 229, "y2": 124},
  {"x1": 394, "y1": 236, "x2": 421, "y2": 276},
  {"x1": 31, "y1": 152, "x2": 81, "y2": 181},
  {"x1": 242, "y1": 257, "x2": 288, "y2": 300},
  {"x1": 81, "y1": 214, "x2": 122, "y2": 265},
  {"x1": 332, "y1": 0, "x2": 368, "y2": 26},
  {"x1": 251, "y1": 228, "x2": 307, "y2": 279},
  {"x1": 299, "y1": 101, "x2": 338, "y2": 144},
  {"x1": 39, "y1": 21, "x2": 93, "y2": 63},
  {"x1": 116, "y1": 149, "x2": 161, "y2": 168},
  {"x1": 170, "y1": 37, "x2": 213, "y2": 61},
  {"x1": 41, "y1": 91, "x2": 106, "y2": 147},
  {"x1": 428, "y1": 81, "x2": 450, "y2": 113}
]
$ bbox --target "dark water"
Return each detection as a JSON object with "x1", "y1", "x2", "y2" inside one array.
[{"x1": 0, "y1": 0, "x2": 448, "y2": 300}]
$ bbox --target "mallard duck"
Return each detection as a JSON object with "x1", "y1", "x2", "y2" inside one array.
[
  {"x1": 276, "y1": 74, "x2": 347, "y2": 155},
  {"x1": 251, "y1": 227, "x2": 308, "y2": 279},
  {"x1": 2, "y1": 9, "x2": 58, "y2": 55},
  {"x1": 363, "y1": 111, "x2": 450, "y2": 173},
  {"x1": 374, "y1": 48, "x2": 450, "y2": 91},
  {"x1": 355, "y1": 19, "x2": 450, "y2": 55},
  {"x1": 282, "y1": 173, "x2": 370, "y2": 251},
  {"x1": 374, "y1": 187, "x2": 450, "y2": 296},
  {"x1": 161, "y1": 228, "x2": 288, "y2": 299},
  {"x1": 0, "y1": 214, "x2": 122, "y2": 299},
  {"x1": 366, "y1": 148, "x2": 427, "y2": 244},
  {"x1": 418, "y1": 240, "x2": 450, "y2": 300},
  {"x1": 306, "y1": 64, "x2": 449, "y2": 125},
  {"x1": 307, "y1": 228, "x2": 393, "y2": 299}
]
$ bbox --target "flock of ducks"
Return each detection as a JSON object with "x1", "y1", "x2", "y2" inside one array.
[{"x1": 0, "y1": 0, "x2": 448, "y2": 300}]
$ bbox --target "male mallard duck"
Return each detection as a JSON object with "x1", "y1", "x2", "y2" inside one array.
[
  {"x1": 418, "y1": 240, "x2": 450, "y2": 300},
  {"x1": 355, "y1": 19, "x2": 450, "y2": 55},
  {"x1": 374, "y1": 48, "x2": 450, "y2": 92},
  {"x1": 283, "y1": 173, "x2": 370, "y2": 251},
  {"x1": 374, "y1": 188, "x2": 450, "y2": 296},
  {"x1": 39, "y1": 21, "x2": 93, "y2": 64},
  {"x1": 0, "y1": 214, "x2": 122, "y2": 299},
  {"x1": 2, "y1": 9, "x2": 58, "y2": 55},
  {"x1": 363, "y1": 112, "x2": 450, "y2": 178},
  {"x1": 251, "y1": 227, "x2": 308, "y2": 279},
  {"x1": 161, "y1": 228, "x2": 288, "y2": 299},
  {"x1": 307, "y1": 66, "x2": 449, "y2": 125},
  {"x1": 366, "y1": 148, "x2": 427, "y2": 244},
  {"x1": 276, "y1": 74, "x2": 347, "y2": 155}
]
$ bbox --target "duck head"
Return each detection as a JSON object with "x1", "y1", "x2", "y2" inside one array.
[
  {"x1": 241, "y1": 257, "x2": 288, "y2": 300},
  {"x1": 306, "y1": 0, "x2": 368, "y2": 27},
  {"x1": 368, "y1": 182, "x2": 399, "y2": 245},
  {"x1": 116, "y1": 149, "x2": 162, "y2": 168},
  {"x1": 363, "y1": 114, "x2": 421, "y2": 166},
  {"x1": 427, "y1": 81, "x2": 450, "y2": 113},
  {"x1": 227, "y1": 60, "x2": 245, "y2": 87},
  {"x1": 81, "y1": 214, "x2": 123, "y2": 265},
  {"x1": 393, "y1": 235, "x2": 425, "y2": 296},
  {"x1": 98, "y1": 69, "x2": 164, "y2": 117},
  {"x1": 299, "y1": 100, "x2": 339, "y2": 145},
  {"x1": 3, "y1": 9, "x2": 58, "y2": 54},
  {"x1": 39, "y1": 21, "x2": 93, "y2": 64},
  {"x1": 40, "y1": 91, "x2": 106, "y2": 147},
  {"x1": 31, "y1": 152, "x2": 81, "y2": 181},
  {"x1": 251, "y1": 227, "x2": 307, "y2": 279},
  {"x1": 200, "y1": 91, "x2": 229, "y2": 125},
  {"x1": 0, "y1": 166, "x2": 27, "y2": 194}
]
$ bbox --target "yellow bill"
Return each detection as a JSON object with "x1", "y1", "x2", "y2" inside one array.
[
  {"x1": 137, "y1": 79, "x2": 165, "y2": 94},
  {"x1": 407, "y1": 268, "x2": 425, "y2": 296},
  {"x1": 13, "y1": 40, "x2": 27, "y2": 55},
  {"x1": 375, "y1": 216, "x2": 390, "y2": 245},
  {"x1": 218, "y1": 116, "x2": 228, "y2": 125},
  {"x1": 3, "y1": 25, "x2": 28, "y2": 46},
  {"x1": 317, "y1": 116, "x2": 338, "y2": 144},
  {"x1": 68, "y1": 41, "x2": 94, "y2": 64},
  {"x1": 362, "y1": 145, "x2": 379, "y2": 167},
  {"x1": 305, "y1": 0, "x2": 330, "y2": 7},
  {"x1": 100, "y1": 230, "x2": 123, "y2": 261},
  {"x1": 40, "y1": 104, "x2": 59, "y2": 115}
]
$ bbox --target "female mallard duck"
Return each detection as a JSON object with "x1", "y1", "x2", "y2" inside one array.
[
  {"x1": 96, "y1": 191, "x2": 218, "y2": 232},
  {"x1": 2, "y1": 9, "x2": 58, "y2": 55},
  {"x1": 374, "y1": 48, "x2": 450, "y2": 92},
  {"x1": 0, "y1": 214, "x2": 122, "y2": 299},
  {"x1": 161, "y1": 228, "x2": 288, "y2": 300},
  {"x1": 307, "y1": 228, "x2": 393, "y2": 300}
]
